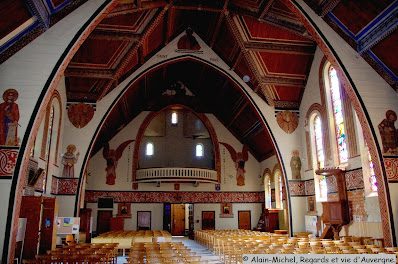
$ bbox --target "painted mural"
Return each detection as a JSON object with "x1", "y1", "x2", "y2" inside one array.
[
  {"x1": 378, "y1": 110, "x2": 398, "y2": 155},
  {"x1": 276, "y1": 110, "x2": 299, "y2": 134},
  {"x1": 103, "y1": 140, "x2": 134, "y2": 185},
  {"x1": 67, "y1": 102, "x2": 95, "y2": 128},
  {"x1": 0, "y1": 89, "x2": 20, "y2": 146},
  {"x1": 61, "y1": 144, "x2": 79, "y2": 178},
  {"x1": 220, "y1": 142, "x2": 249, "y2": 186},
  {"x1": 290, "y1": 149, "x2": 302, "y2": 180}
]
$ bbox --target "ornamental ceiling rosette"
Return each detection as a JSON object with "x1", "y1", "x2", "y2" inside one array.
[{"x1": 68, "y1": 102, "x2": 95, "y2": 128}]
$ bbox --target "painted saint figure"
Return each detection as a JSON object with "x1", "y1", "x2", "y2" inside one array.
[
  {"x1": 0, "y1": 89, "x2": 20, "y2": 146},
  {"x1": 220, "y1": 142, "x2": 249, "y2": 186},
  {"x1": 103, "y1": 140, "x2": 134, "y2": 185},
  {"x1": 177, "y1": 28, "x2": 201, "y2": 50},
  {"x1": 378, "y1": 110, "x2": 398, "y2": 155},
  {"x1": 61, "y1": 145, "x2": 79, "y2": 178},
  {"x1": 290, "y1": 149, "x2": 302, "y2": 180}
]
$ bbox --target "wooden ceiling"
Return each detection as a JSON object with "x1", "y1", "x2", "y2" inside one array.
[{"x1": 1, "y1": 0, "x2": 396, "y2": 161}]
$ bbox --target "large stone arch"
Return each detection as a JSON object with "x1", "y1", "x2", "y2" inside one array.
[{"x1": 2, "y1": 0, "x2": 396, "y2": 261}]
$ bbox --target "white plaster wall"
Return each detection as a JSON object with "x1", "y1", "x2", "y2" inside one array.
[
  {"x1": 193, "y1": 203, "x2": 262, "y2": 230},
  {"x1": 56, "y1": 196, "x2": 76, "y2": 217},
  {"x1": 290, "y1": 197, "x2": 307, "y2": 232},
  {"x1": 87, "y1": 113, "x2": 263, "y2": 192}
]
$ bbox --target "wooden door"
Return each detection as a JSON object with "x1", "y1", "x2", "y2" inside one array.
[
  {"x1": 238, "y1": 211, "x2": 251, "y2": 230},
  {"x1": 137, "y1": 211, "x2": 151, "y2": 230},
  {"x1": 97, "y1": 211, "x2": 112, "y2": 235},
  {"x1": 202, "y1": 211, "x2": 215, "y2": 230},
  {"x1": 171, "y1": 204, "x2": 185, "y2": 235}
]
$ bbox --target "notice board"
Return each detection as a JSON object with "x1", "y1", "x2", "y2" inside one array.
[{"x1": 57, "y1": 217, "x2": 80, "y2": 234}]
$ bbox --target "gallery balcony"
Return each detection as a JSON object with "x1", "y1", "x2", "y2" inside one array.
[{"x1": 135, "y1": 167, "x2": 218, "y2": 183}]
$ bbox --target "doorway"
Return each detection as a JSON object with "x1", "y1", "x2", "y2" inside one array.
[
  {"x1": 97, "y1": 210, "x2": 112, "y2": 235},
  {"x1": 137, "y1": 211, "x2": 151, "y2": 230},
  {"x1": 202, "y1": 211, "x2": 215, "y2": 230},
  {"x1": 171, "y1": 204, "x2": 185, "y2": 235},
  {"x1": 238, "y1": 211, "x2": 251, "y2": 230}
]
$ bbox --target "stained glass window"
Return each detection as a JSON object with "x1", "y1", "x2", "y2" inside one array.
[
  {"x1": 313, "y1": 115, "x2": 325, "y2": 169},
  {"x1": 196, "y1": 143, "x2": 203, "y2": 157},
  {"x1": 265, "y1": 175, "x2": 272, "y2": 209},
  {"x1": 279, "y1": 174, "x2": 283, "y2": 209},
  {"x1": 329, "y1": 66, "x2": 348, "y2": 163},
  {"x1": 171, "y1": 112, "x2": 178, "y2": 125},
  {"x1": 319, "y1": 175, "x2": 327, "y2": 199},
  {"x1": 146, "y1": 142, "x2": 154, "y2": 156},
  {"x1": 367, "y1": 145, "x2": 378, "y2": 192},
  {"x1": 43, "y1": 107, "x2": 54, "y2": 192}
]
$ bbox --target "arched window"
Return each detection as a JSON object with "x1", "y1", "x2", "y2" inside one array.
[
  {"x1": 328, "y1": 66, "x2": 348, "y2": 164},
  {"x1": 264, "y1": 174, "x2": 271, "y2": 209},
  {"x1": 195, "y1": 143, "x2": 203, "y2": 157},
  {"x1": 274, "y1": 170, "x2": 283, "y2": 209},
  {"x1": 171, "y1": 111, "x2": 178, "y2": 125},
  {"x1": 43, "y1": 106, "x2": 54, "y2": 192},
  {"x1": 146, "y1": 142, "x2": 154, "y2": 156},
  {"x1": 313, "y1": 115, "x2": 325, "y2": 169},
  {"x1": 311, "y1": 113, "x2": 327, "y2": 201},
  {"x1": 367, "y1": 144, "x2": 378, "y2": 193}
]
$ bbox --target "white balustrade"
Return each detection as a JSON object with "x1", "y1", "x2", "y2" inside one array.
[{"x1": 136, "y1": 167, "x2": 217, "y2": 181}]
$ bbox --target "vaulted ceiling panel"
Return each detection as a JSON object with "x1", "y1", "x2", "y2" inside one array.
[
  {"x1": 69, "y1": 39, "x2": 129, "y2": 68},
  {"x1": 245, "y1": 128, "x2": 274, "y2": 160},
  {"x1": 371, "y1": 33, "x2": 398, "y2": 77},
  {"x1": 274, "y1": 85, "x2": 302, "y2": 101},
  {"x1": 242, "y1": 16, "x2": 310, "y2": 42},
  {"x1": 229, "y1": 105, "x2": 259, "y2": 136},
  {"x1": 173, "y1": 0, "x2": 225, "y2": 9},
  {"x1": 143, "y1": 17, "x2": 165, "y2": 58},
  {"x1": 332, "y1": 0, "x2": 394, "y2": 35},
  {"x1": 0, "y1": 0, "x2": 32, "y2": 39},
  {"x1": 213, "y1": 22, "x2": 240, "y2": 65},
  {"x1": 98, "y1": 9, "x2": 158, "y2": 34},
  {"x1": 255, "y1": 52, "x2": 311, "y2": 76}
]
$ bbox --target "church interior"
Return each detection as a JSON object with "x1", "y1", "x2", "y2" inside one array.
[{"x1": 0, "y1": 0, "x2": 397, "y2": 263}]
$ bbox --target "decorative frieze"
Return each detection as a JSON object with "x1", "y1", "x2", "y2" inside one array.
[{"x1": 85, "y1": 190, "x2": 265, "y2": 203}]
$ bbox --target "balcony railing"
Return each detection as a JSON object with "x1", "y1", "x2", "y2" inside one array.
[{"x1": 135, "y1": 167, "x2": 217, "y2": 182}]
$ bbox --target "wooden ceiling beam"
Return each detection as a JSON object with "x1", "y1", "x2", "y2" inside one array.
[
  {"x1": 259, "y1": 15, "x2": 309, "y2": 37},
  {"x1": 258, "y1": 0, "x2": 275, "y2": 20},
  {"x1": 88, "y1": 31, "x2": 140, "y2": 42},
  {"x1": 227, "y1": 99, "x2": 248, "y2": 127},
  {"x1": 242, "y1": 120, "x2": 263, "y2": 141},
  {"x1": 165, "y1": 2, "x2": 175, "y2": 45},
  {"x1": 319, "y1": 0, "x2": 341, "y2": 17},
  {"x1": 107, "y1": 1, "x2": 168, "y2": 18},
  {"x1": 210, "y1": 0, "x2": 230, "y2": 48},
  {"x1": 244, "y1": 41, "x2": 316, "y2": 55},
  {"x1": 64, "y1": 69, "x2": 115, "y2": 79},
  {"x1": 173, "y1": 5, "x2": 222, "y2": 13},
  {"x1": 261, "y1": 76, "x2": 306, "y2": 87}
]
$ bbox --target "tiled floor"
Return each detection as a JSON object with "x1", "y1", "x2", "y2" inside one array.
[{"x1": 117, "y1": 236, "x2": 223, "y2": 263}]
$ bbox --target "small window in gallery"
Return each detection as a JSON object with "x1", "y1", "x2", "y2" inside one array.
[
  {"x1": 196, "y1": 143, "x2": 203, "y2": 157},
  {"x1": 171, "y1": 112, "x2": 178, "y2": 125},
  {"x1": 146, "y1": 142, "x2": 154, "y2": 156}
]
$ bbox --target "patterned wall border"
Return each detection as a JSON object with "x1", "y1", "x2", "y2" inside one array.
[
  {"x1": 85, "y1": 190, "x2": 265, "y2": 203},
  {"x1": 384, "y1": 157, "x2": 398, "y2": 182},
  {"x1": 283, "y1": 0, "x2": 394, "y2": 247},
  {"x1": 345, "y1": 169, "x2": 365, "y2": 190},
  {"x1": 289, "y1": 179, "x2": 315, "y2": 196},
  {"x1": 0, "y1": 149, "x2": 19, "y2": 177},
  {"x1": 51, "y1": 176, "x2": 79, "y2": 195}
]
